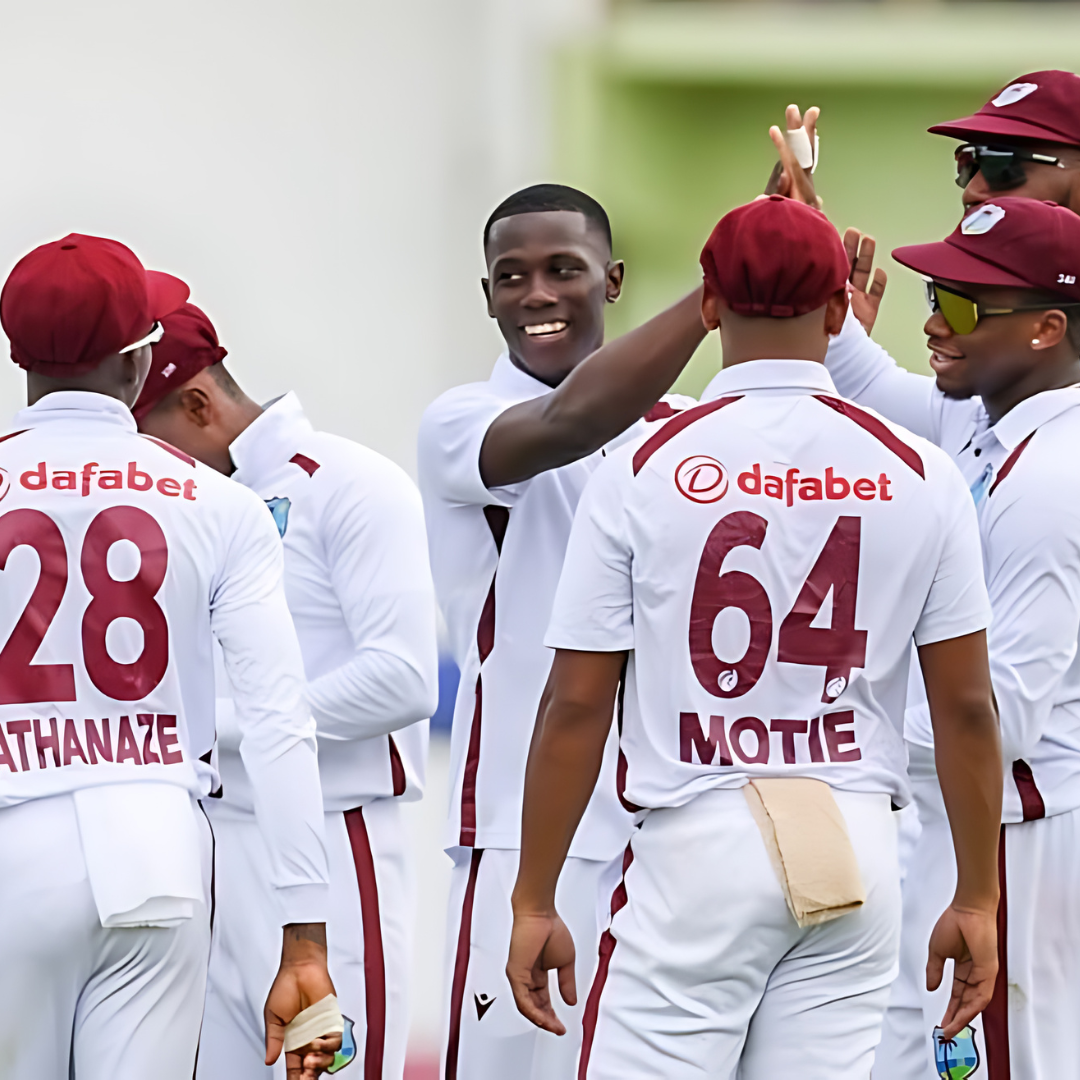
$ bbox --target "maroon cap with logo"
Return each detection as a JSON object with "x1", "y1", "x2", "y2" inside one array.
[
  {"x1": 700, "y1": 195, "x2": 849, "y2": 317},
  {"x1": 133, "y1": 303, "x2": 228, "y2": 420},
  {"x1": 1, "y1": 233, "x2": 189, "y2": 377},
  {"x1": 892, "y1": 197, "x2": 1080, "y2": 301},
  {"x1": 929, "y1": 70, "x2": 1080, "y2": 146}
]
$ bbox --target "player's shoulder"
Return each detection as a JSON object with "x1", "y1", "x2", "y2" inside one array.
[
  {"x1": 300, "y1": 430, "x2": 417, "y2": 497},
  {"x1": 419, "y1": 375, "x2": 505, "y2": 432}
]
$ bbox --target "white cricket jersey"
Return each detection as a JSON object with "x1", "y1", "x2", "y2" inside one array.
[
  {"x1": 0, "y1": 392, "x2": 329, "y2": 921},
  {"x1": 214, "y1": 392, "x2": 438, "y2": 812},
  {"x1": 418, "y1": 352, "x2": 690, "y2": 857},
  {"x1": 546, "y1": 360, "x2": 990, "y2": 811},
  {"x1": 827, "y1": 312, "x2": 1080, "y2": 822}
]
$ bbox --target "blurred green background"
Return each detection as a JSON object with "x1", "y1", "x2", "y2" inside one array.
[{"x1": 552, "y1": 2, "x2": 1080, "y2": 397}]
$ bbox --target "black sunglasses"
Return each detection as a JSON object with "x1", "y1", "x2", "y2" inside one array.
[{"x1": 955, "y1": 144, "x2": 1066, "y2": 191}]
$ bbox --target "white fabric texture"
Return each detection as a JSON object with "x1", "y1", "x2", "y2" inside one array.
[
  {"x1": 198, "y1": 797, "x2": 414, "y2": 1080},
  {"x1": 418, "y1": 354, "x2": 690, "y2": 857},
  {"x1": 0, "y1": 793, "x2": 212, "y2": 1080},
  {"x1": 825, "y1": 315, "x2": 1080, "y2": 820},
  {"x1": 0, "y1": 391, "x2": 328, "y2": 925},
  {"x1": 439, "y1": 849, "x2": 621, "y2": 1080},
  {"x1": 547, "y1": 360, "x2": 990, "y2": 811},
  {"x1": 581, "y1": 788, "x2": 900, "y2": 1080},
  {"x1": 225, "y1": 392, "x2": 438, "y2": 810}
]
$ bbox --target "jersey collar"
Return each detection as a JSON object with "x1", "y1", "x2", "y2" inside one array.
[
  {"x1": 14, "y1": 390, "x2": 138, "y2": 431},
  {"x1": 229, "y1": 390, "x2": 314, "y2": 485},
  {"x1": 700, "y1": 359, "x2": 838, "y2": 402},
  {"x1": 990, "y1": 384, "x2": 1080, "y2": 451}
]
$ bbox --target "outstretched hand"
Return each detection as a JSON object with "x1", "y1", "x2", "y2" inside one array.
[
  {"x1": 926, "y1": 904, "x2": 998, "y2": 1040},
  {"x1": 843, "y1": 228, "x2": 889, "y2": 334},
  {"x1": 506, "y1": 909, "x2": 577, "y2": 1035},
  {"x1": 765, "y1": 104, "x2": 821, "y2": 208}
]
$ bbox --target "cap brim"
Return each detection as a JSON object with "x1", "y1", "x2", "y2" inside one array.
[
  {"x1": 928, "y1": 114, "x2": 1077, "y2": 146},
  {"x1": 891, "y1": 240, "x2": 1031, "y2": 289},
  {"x1": 146, "y1": 271, "x2": 190, "y2": 321}
]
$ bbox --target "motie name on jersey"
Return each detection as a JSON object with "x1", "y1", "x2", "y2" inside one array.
[{"x1": 16, "y1": 461, "x2": 198, "y2": 500}]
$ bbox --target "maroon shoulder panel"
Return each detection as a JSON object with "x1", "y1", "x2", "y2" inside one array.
[
  {"x1": 988, "y1": 432, "x2": 1035, "y2": 498},
  {"x1": 632, "y1": 396, "x2": 742, "y2": 476},
  {"x1": 813, "y1": 395, "x2": 924, "y2": 478},
  {"x1": 290, "y1": 452, "x2": 321, "y2": 477},
  {"x1": 0, "y1": 429, "x2": 27, "y2": 445}
]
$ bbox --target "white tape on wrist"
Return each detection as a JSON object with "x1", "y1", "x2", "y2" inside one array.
[
  {"x1": 785, "y1": 126, "x2": 820, "y2": 173},
  {"x1": 282, "y1": 994, "x2": 345, "y2": 1053}
]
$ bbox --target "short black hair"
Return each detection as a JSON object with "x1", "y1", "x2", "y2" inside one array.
[{"x1": 483, "y1": 184, "x2": 612, "y2": 251}]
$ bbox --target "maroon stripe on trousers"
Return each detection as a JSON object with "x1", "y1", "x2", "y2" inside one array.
[
  {"x1": 444, "y1": 848, "x2": 483, "y2": 1080},
  {"x1": 458, "y1": 506, "x2": 509, "y2": 848},
  {"x1": 579, "y1": 843, "x2": 635, "y2": 1080},
  {"x1": 344, "y1": 807, "x2": 387, "y2": 1080},
  {"x1": 984, "y1": 826, "x2": 1010, "y2": 1080},
  {"x1": 1012, "y1": 759, "x2": 1046, "y2": 821}
]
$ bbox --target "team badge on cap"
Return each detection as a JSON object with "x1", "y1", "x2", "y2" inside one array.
[
  {"x1": 960, "y1": 204, "x2": 1006, "y2": 235},
  {"x1": 934, "y1": 1024, "x2": 980, "y2": 1079},
  {"x1": 992, "y1": 82, "x2": 1038, "y2": 108}
]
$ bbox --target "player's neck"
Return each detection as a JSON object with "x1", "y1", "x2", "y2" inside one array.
[
  {"x1": 718, "y1": 309, "x2": 830, "y2": 367},
  {"x1": 26, "y1": 352, "x2": 145, "y2": 409},
  {"x1": 982, "y1": 350, "x2": 1080, "y2": 424}
]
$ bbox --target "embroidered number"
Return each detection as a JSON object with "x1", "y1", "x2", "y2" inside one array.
[
  {"x1": 689, "y1": 512, "x2": 867, "y2": 700},
  {"x1": 0, "y1": 506, "x2": 170, "y2": 704}
]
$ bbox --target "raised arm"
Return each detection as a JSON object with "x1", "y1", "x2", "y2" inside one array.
[
  {"x1": 479, "y1": 288, "x2": 706, "y2": 488},
  {"x1": 305, "y1": 458, "x2": 439, "y2": 741}
]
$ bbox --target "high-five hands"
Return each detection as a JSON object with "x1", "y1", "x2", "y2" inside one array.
[
  {"x1": 843, "y1": 229, "x2": 889, "y2": 335},
  {"x1": 765, "y1": 104, "x2": 822, "y2": 208}
]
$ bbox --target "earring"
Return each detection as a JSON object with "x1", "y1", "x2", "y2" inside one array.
[{"x1": 1032, "y1": 339, "x2": 1040, "y2": 345}]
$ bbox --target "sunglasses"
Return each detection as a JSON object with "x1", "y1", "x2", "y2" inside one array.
[
  {"x1": 119, "y1": 321, "x2": 164, "y2": 354},
  {"x1": 954, "y1": 144, "x2": 1066, "y2": 191},
  {"x1": 924, "y1": 281, "x2": 1069, "y2": 336}
]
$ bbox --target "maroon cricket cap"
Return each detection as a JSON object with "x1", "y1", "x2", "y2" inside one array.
[
  {"x1": 700, "y1": 195, "x2": 849, "y2": 317},
  {"x1": 1, "y1": 234, "x2": 189, "y2": 377},
  {"x1": 892, "y1": 198, "x2": 1080, "y2": 302},
  {"x1": 133, "y1": 302, "x2": 228, "y2": 420},
  {"x1": 929, "y1": 70, "x2": 1080, "y2": 146}
]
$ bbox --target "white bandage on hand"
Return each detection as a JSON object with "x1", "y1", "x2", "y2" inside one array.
[
  {"x1": 282, "y1": 994, "x2": 346, "y2": 1053},
  {"x1": 785, "y1": 125, "x2": 820, "y2": 173}
]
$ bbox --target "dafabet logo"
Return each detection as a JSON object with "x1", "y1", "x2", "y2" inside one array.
[{"x1": 675, "y1": 456, "x2": 729, "y2": 503}]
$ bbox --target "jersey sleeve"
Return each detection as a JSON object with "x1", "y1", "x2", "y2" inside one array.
[
  {"x1": 417, "y1": 385, "x2": 528, "y2": 509},
  {"x1": 982, "y1": 472, "x2": 1080, "y2": 764},
  {"x1": 825, "y1": 308, "x2": 941, "y2": 443},
  {"x1": 209, "y1": 490, "x2": 330, "y2": 924},
  {"x1": 913, "y1": 461, "x2": 992, "y2": 647},
  {"x1": 545, "y1": 452, "x2": 635, "y2": 653},
  {"x1": 305, "y1": 455, "x2": 439, "y2": 741}
]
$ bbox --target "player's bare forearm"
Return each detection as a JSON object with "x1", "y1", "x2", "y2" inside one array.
[
  {"x1": 512, "y1": 650, "x2": 626, "y2": 914},
  {"x1": 919, "y1": 631, "x2": 1002, "y2": 1038},
  {"x1": 480, "y1": 290, "x2": 705, "y2": 488},
  {"x1": 919, "y1": 632, "x2": 1002, "y2": 912}
]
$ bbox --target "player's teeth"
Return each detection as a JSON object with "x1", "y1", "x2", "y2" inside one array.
[{"x1": 524, "y1": 322, "x2": 567, "y2": 335}]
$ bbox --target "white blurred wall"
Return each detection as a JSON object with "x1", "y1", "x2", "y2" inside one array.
[{"x1": 0, "y1": 0, "x2": 604, "y2": 473}]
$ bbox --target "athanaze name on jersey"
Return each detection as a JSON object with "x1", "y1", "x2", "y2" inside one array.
[
  {"x1": 738, "y1": 465, "x2": 891, "y2": 506},
  {"x1": 0, "y1": 713, "x2": 184, "y2": 774},
  {"x1": 679, "y1": 710, "x2": 861, "y2": 767},
  {"x1": 18, "y1": 461, "x2": 197, "y2": 500}
]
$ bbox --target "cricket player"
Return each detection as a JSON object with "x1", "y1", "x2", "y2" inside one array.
[
  {"x1": 821, "y1": 193, "x2": 1080, "y2": 1079},
  {"x1": 418, "y1": 183, "x2": 713, "y2": 1079},
  {"x1": 0, "y1": 234, "x2": 339, "y2": 1080},
  {"x1": 135, "y1": 302, "x2": 439, "y2": 1079},
  {"x1": 507, "y1": 195, "x2": 1004, "y2": 1080}
]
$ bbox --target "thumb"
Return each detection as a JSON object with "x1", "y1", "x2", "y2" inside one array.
[
  {"x1": 557, "y1": 958, "x2": 577, "y2": 1008},
  {"x1": 926, "y1": 948, "x2": 945, "y2": 993},
  {"x1": 265, "y1": 1016, "x2": 285, "y2": 1066}
]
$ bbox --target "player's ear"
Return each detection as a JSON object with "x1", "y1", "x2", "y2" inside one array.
[
  {"x1": 1029, "y1": 309, "x2": 1068, "y2": 351},
  {"x1": 177, "y1": 385, "x2": 214, "y2": 429},
  {"x1": 824, "y1": 288, "x2": 849, "y2": 337},
  {"x1": 605, "y1": 260, "x2": 625, "y2": 303},
  {"x1": 701, "y1": 290, "x2": 722, "y2": 332},
  {"x1": 481, "y1": 277, "x2": 494, "y2": 318}
]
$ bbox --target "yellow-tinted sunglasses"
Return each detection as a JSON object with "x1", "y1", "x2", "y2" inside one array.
[{"x1": 925, "y1": 281, "x2": 1054, "y2": 336}]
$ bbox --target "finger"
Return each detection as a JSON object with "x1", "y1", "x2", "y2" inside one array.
[
  {"x1": 785, "y1": 103, "x2": 803, "y2": 131},
  {"x1": 557, "y1": 958, "x2": 578, "y2": 1008},
  {"x1": 926, "y1": 949, "x2": 945, "y2": 993},
  {"x1": 804, "y1": 106, "x2": 820, "y2": 143},
  {"x1": 940, "y1": 973, "x2": 995, "y2": 1040},
  {"x1": 769, "y1": 126, "x2": 801, "y2": 180},
  {"x1": 850, "y1": 234, "x2": 877, "y2": 293},
  {"x1": 511, "y1": 979, "x2": 565, "y2": 1035},
  {"x1": 843, "y1": 227, "x2": 860, "y2": 270},
  {"x1": 265, "y1": 1025, "x2": 285, "y2": 1067},
  {"x1": 869, "y1": 267, "x2": 888, "y2": 300}
]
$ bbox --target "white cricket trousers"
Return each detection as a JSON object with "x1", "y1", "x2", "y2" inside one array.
[
  {"x1": 197, "y1": 795, "x2": 414, "y2": 1080},
  {"x1": 440, "y1": 848, "x2": 621, "y2": 1080},
  {"x1": 581, "y1": 787, "x2": 901, "y2": 1080},
  {"x1": 873, "y1": 742, "x2": 1080, "y2": 1080},
  {"x1": 0, "y1": 792, "x2": 212, "y2": 1080}
]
